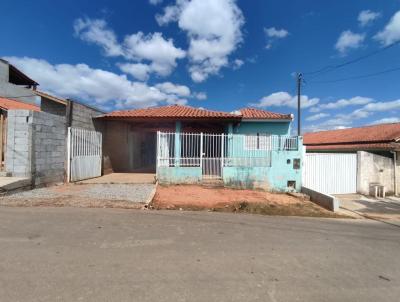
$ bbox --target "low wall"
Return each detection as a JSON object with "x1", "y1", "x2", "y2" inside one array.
[
  {"x1": 6, "y1": 110, "x2": 66, "y2": 186},
  {"x1": 224, "y1": 145, "x2": 304, "y2": 192},
  {"x1": 157, "y1": 167, "x2": 202, "y2": 184},
  {"x1": 301, "y1": 186, "x2": 339, "y2": 212}
]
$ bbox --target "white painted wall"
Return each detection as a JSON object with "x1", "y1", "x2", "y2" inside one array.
[{"x1": 357, "y1": 151, "x2": 395, "y2": 195}]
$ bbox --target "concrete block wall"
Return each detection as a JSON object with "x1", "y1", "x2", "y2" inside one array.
[
  {"x1": 6, "y1": 110, "x2": 66, "y2": 186},
  {"x1": 71, "y1": 102, "x2": 103, "y2": 131},
  {"x1": 357, "y1": 151, "x2": 395, "y2": 195},
  {"x1": 5, "y1": 110, "x2": 33, "y2": 177},
  {"x1": 31, "y1": 111, "x2": 66, "y2": 186}
]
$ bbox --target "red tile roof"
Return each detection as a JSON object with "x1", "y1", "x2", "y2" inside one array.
[
  {"x1": 304, "y1": 123, "x2": 400, "y2": 151},
  {"x1": 99, "y1": 105, "x2": 291, "y2": 121},
  {"x1": 0, "y1": 97, "x2": 40, "y2": 111},
  {"x1": 239, "y1": 108, "x2": 292, "y2": 120},
  {"x1": 100, "y1": 105, "x2": 241, "y2": 120}
]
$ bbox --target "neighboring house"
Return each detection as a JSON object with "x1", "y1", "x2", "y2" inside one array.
[
  {"x1": 0, "y1": 97, "x2": 40, "y2": 172},
  {"x1": 96, "y1": 105, "x2": 303, "y2": 192},
  {"x1": 0, "y1": 59, "x2": 38, "y2": 104},
  {"x1": 303, "y1": 123, "x2": 400, "y2": 195},
  {"x1": 0, "y1": 63, "x2": 104, "y2": 187}
]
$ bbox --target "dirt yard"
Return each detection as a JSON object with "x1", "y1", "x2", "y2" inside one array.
[{"x1": 151, "y1": 185, "x2": 346, "y2": 218}]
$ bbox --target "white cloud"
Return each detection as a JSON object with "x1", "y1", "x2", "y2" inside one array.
[
  {"x1": 306, "y1": 113, "x2": 330, "y2": 122},
  {"x1": 252, "y1": 91, "x2": 319, "y2": 109},
  {"x1": 157, "y1": 0, "x2": 244, "y2": 82},
  {"x1": 264, "y1": 27, "x2": 289, "y2": 49},
  {"x1": 149, "y1": 0, "x2": 163, "y2": 5},
  {"x1": 362, "y1": 99, "x2": 400, "y2": 111},
  {"x1": 73, "y1": 18, "x2": 123, "y2": 57},
  {"x1": 264, "y1": 27, "x2": 289, "y2": 38},
  {"x1": 233, "y1": 59, "x2": 244, "y2": 70},
  {"x1": 4, "y1": 56, "x2": 191, "y2": 109},
  {"x1": 155, "y1": 82, "x2": 191, "y2": 96},
  {"x1": 370, "y1": 117, "x2": 400, "y2": 125},
  {"x1": 305, "y1": 97, "x2": 400, "y2": 131},
  {"x1": 310, "y1": 96, "x2": 374, "y2": 112},
  {"x1": 117, "y1": 63, "x2": 151, "y2": 81},
  {"x1": 375, "y1": 11, "x2": 400, "y2": 46},
  {"x1": 194, "y1": 92, "x2": 207, "y2": 100},
  {"x1": 74, "y1": 18, "x2": 185, "y2": 78},
  {"x1": 358, "y1": 10, "x2": 381, "y2": 27},
  {"x1": 335, "y1": 30, "x2": 365, "y2": 54}
]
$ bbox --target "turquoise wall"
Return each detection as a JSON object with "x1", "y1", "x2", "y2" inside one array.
[
  {"x1": 158, "y1": 166, "x2": 202, "y2": 184},
  {"x1": 223, "y1": 137, "x2": 305, "y2": 192},
  {"x1": 233, "y1": 121, "x2": 291, "y2": 135},
  {"x1": 157, "y1": 120, "x2": 304, "y2": 192}
]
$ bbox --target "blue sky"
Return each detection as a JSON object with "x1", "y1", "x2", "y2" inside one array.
[{"x1": 1, "y1": 0, "x2": 400, "y2": 133}]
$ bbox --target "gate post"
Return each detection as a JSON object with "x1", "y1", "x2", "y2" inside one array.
[
  {"x1": 221, "y1": 133, "x2": 224, "y2": 174},
  {"x1": 200, "y1": 132, "x2": 203, "y2": 170},
  {"x1": 66, "y1": 127, "x2": 71, "y2": 183}
]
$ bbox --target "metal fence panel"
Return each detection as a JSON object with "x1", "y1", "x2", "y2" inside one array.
[
  {"x1": 68, "y1": 127, "x2": 102, "y2": 182},
  {"x1": 157, "y1": 131, "x2": 299, "y2": 180}
]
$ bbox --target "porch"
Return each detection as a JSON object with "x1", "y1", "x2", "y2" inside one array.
[{"x1": 156, "y1": 131, "x2": 303, "y2": 191}]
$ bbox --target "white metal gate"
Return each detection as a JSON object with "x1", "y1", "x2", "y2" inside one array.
[
  {"x1": 67, "y1": 127, "x2": 102, "y2": 182},
  {"x1": 303, "y1": 153, "x2": 357, "y2": 194}
]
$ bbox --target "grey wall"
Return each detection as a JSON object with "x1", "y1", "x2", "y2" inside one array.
[
  {"x1": 357, "y1": 151, "x2": 395, "y2": 195},
  {"x1": 0, "y1": 61, "x2": 37, "y2": 104},
  {"x1": 40, "y1": 98, "x2": 66, "y2": 116},
  {"x1": 71, "y1": 102, "x2": 103, "y2": 131},
  {"x1": 6, "y1": 110, "x2": 66, "y2": 186}
]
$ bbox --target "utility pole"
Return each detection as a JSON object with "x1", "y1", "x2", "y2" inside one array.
[{"x1": 297, "y1": 73, "x2": 302, "y2": 136}]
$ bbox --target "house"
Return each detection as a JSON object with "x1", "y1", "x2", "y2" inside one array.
[
  {"x1": 96, "y1": 105, "x2": 304, "y2": 192},
  {"x1": 0, "y1": 59, "x2": 38, "y2": 104},
  {"x1": 0, "y1": 97, "x2": 40, "y2": 172},
  {"x1": 0, "y1": 62, "x2": 104, "y2": 187},
  {"x1": 303, "y1": 123, "x2": 400, "y2": 195}
]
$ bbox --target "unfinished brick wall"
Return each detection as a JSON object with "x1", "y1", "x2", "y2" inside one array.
[{"x1": 6, "y1": 110, "x2": 66, "y2": 186}]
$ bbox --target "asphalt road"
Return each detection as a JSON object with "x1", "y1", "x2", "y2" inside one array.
[{"x1": 0, "y1": 207, "x2": 399, "y2": 302}]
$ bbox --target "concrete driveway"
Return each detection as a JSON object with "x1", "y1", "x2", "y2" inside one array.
[
  {"x1": 337, "y1": 194, "x2": 400, "y2": 224},
  {"x1": 0, "y1": 207, "x2": 399, "y2": 302}
]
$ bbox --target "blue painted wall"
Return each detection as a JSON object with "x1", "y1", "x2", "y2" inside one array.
[
  {"x1": 223, "y1": 137, "x2": 305, "y2": 192},
  {"x1": 233, "y1": 121, "x2": 291, "y2": 135},
  {"x1": 157, "y1": 120, "x2": 304, "y2": 192},
  {"x1": 158, "y1": 166, "x2": 202, "y2": 184}
]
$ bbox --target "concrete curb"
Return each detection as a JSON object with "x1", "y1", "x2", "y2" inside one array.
[
  {"x1": 301, "y1": 186, "x2": 339, "y2": 212},
  {"x1": 145, "y1": 182, "x2": 157, "y2": 205}
]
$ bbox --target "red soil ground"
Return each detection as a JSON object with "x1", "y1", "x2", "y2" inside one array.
[{"x1": 151, "y1": 185, "x2": 345, "y2": 218}]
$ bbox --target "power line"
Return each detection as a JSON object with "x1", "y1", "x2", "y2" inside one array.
[
  {"x1": 303, "y1": 40, "x2": 400, "y2": 77},
  {"x1": 307, "y1": 65, "x2": 400, "y2": 84}
]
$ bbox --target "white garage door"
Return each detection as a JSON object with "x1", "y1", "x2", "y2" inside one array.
[{"x1": 303, "y1": 153, "x2": 357, "y2": 194}]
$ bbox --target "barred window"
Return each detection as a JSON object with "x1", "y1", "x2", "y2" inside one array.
[{"x1": 244, "y1": 133, "x2": 271, "y2": 150}]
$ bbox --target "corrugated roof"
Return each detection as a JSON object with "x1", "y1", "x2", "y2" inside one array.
[
  {"x1": 239, "y1": 107, "x2": 292, "y2": 120},
  {"x1": 0, "y1": 97, "x2": 40, "y2": 111},
  {"x1": 304, "y1": 123, "x2": 400, "y2": 145},
  {"x1": 100, "y1": 105, "x2": 241, "y2": 119}
]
